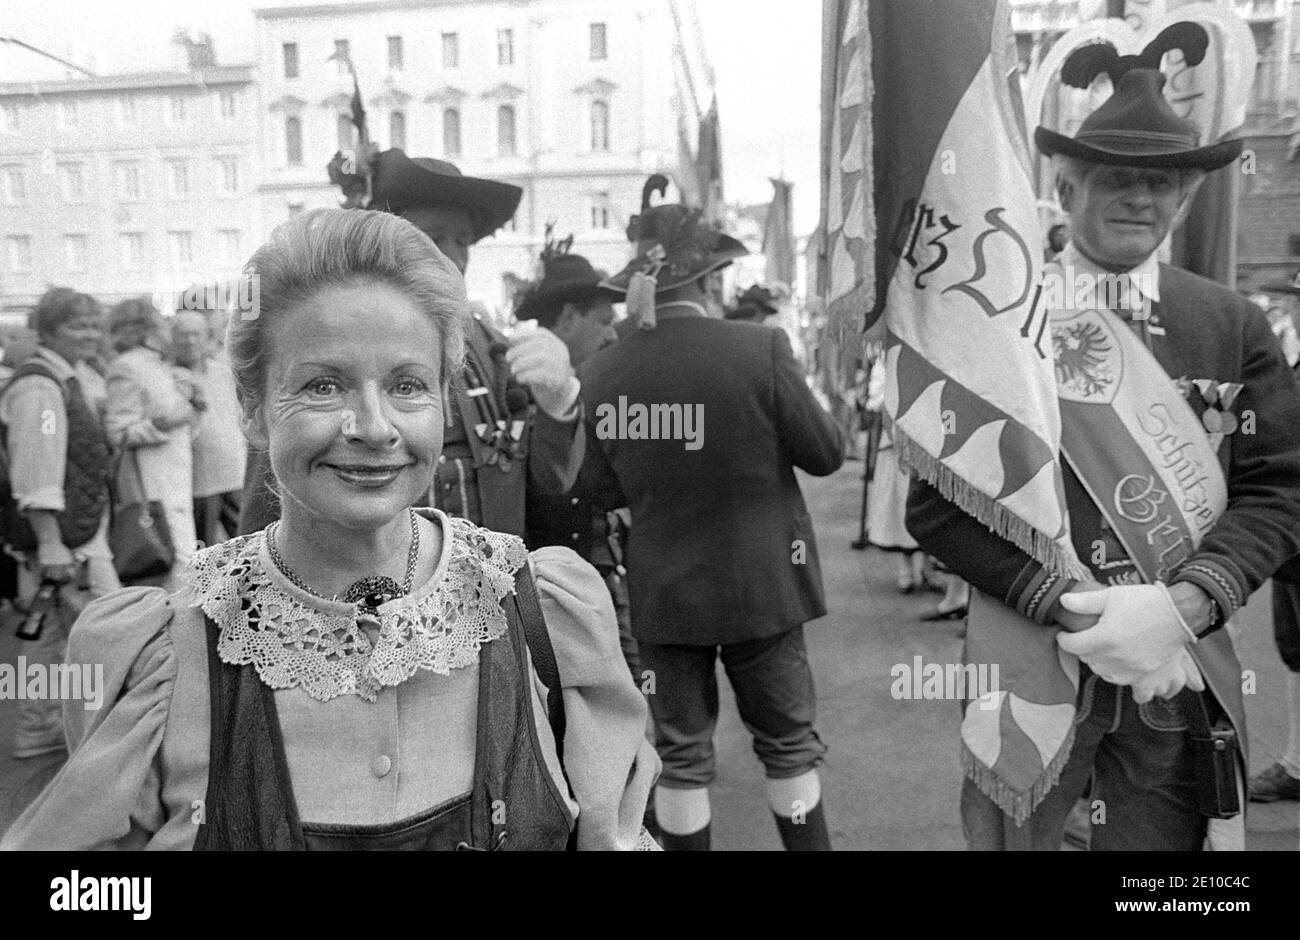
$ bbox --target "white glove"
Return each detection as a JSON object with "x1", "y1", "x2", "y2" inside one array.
[
  {"x1": 1055, "y1": 584, "x2": 1189, "y2": 685},
  {"x1": 1129, "y1": 647, "x2": 1205, "y2": 704},
  {"x1": 506, "y1": 328, "x2": 580, "y2": 420}
]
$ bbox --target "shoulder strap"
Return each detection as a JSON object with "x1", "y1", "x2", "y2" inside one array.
[
  {"x1": 512, "y1": 562, "x2": 566, "y2": 763},
  {"x1": 3, "y1": 359, "x2": 65, "y2": 406}
]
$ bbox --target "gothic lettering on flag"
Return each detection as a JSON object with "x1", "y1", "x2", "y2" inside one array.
[{"x1": 821, "y1": 0, "x2": 1086, "y2": 577}]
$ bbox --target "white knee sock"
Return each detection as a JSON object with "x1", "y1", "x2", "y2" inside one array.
[
  {"x1": 767, "y1": 770, "x2": 822, "y2": 819},
  {"x1": 1284, "y1": 672, "x2": 1300, "y2": 778},
  {"x1": 655, "y1": 787, "x2": 711, "y2": 835}
]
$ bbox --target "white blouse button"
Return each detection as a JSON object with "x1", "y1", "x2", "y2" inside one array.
[{"x1": 371, "y1": 754, "x2": 392, "y2": 778}]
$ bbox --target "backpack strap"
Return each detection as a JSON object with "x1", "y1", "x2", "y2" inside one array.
[{"x1": 512, "y1": 562, "x2": 566, "y2": 764}]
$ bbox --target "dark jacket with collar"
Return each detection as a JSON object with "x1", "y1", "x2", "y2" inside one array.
[
  {"x1": 907, "y1": 263, "x2": 1300, "y2": 632},
  {"x1": 578, "y1": 312, "x2": 844, "y2": 645}
]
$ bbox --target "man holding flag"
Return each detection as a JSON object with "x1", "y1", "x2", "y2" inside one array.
[{"x1": 896, "y1": 20, "x2": 1300, "y2": 848}]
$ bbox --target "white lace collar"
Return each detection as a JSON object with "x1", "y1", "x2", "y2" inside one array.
[{"x1": 184, "y1": 509, "x2": 529, "y2": 703}]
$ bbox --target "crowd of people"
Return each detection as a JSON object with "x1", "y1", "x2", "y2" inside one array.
[
  {"x1": 1, "y1": 25, "x2": 1299, "y2": 852},
  {"x1": 0, "y1": 289, "x2": 246, "y2": 759}
]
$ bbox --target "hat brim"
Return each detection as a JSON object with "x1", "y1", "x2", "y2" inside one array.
[
  {"x1": 1034, "y1": 126, "x2": 1243, "y2": 172},
  {"x1": 370, "y1": 150, "x2": 523, "y2": 243},
  {"x1": 600, "y1": 234, "x2": 749, "y2": 294},
  {"x1": 515, "y1": 282, "x2": 622, "y2": 321}
]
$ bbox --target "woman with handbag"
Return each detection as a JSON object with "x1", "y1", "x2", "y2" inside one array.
[
  {"x1": 1, "y1": 209, "x2": 659, "y2": 850},
  {"x1": 104, "y1": 298, "x2": 199, "y2": 588},
  {"x1": 0, "y1": 288, "x2": 119, "y2": 759}
]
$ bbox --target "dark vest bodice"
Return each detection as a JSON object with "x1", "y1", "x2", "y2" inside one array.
[{"x1": 193, "y1": 596, "x2": 574, "y2": 851}]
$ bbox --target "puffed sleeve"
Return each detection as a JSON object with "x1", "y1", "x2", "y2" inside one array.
[
  {"x1": 0, "y1": 588, "x2": 177, "y2": 851},
  {"x1": 529, "y1": 547, "x2": 660, "y2": 851}
]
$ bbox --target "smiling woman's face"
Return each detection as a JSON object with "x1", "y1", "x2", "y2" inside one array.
[{"x1": 251, "y1": 279, "x2": 445, "y2": 532}]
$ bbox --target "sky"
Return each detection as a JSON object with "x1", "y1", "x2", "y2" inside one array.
[{"x1": 1, "y1": 0, "x2": 823, "y2": 234}]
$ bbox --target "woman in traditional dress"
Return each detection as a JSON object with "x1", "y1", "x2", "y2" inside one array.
[{"x1": 1, "y1": 209, "x2": 658, "y2": 850}]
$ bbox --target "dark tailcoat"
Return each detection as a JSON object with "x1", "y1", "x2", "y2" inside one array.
[{"x1": 578, "y1": 312, "x2": 844, "y2": 645}]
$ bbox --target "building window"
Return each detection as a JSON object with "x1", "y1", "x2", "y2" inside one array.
[
  {"x1": 498, "y1": 29, "x2": 515, "y2": 66},
  {"x1": 1, "y1": 166, "x2": 26, "y2": 204},
  {"x1": 120, "y1": 233, "x2": 144, "y2": 270},
  {"x1": 117, "y1": 96, "x2": 138, "y2": 126},
  {"x1": 1, "y1": 103, "x2": 19, "y2": 133},
  {"x1": 591, "y1": 201, "x2": 610, "y2": 230},
  {"x1": 590, "y1": 22, "x2": 608, "y2": 60},
  {"x1": 170, "y1": 95, "x2": 188, "y2": 124},
  {"x1": 63, "y1": 234, "x2": 87, "y2": 272},
  {"x1": 337, "y1": 114, "x2": 354, "y2": 150},
  {"x1": 167, "y1": 160, "x2": 190, "y2": 198},
  {"x1": 57, "y1": 163, "x2": 85, "y2": 203},
  {"x1": 442, "y1": 32, "x2": 459, "y2": 69},
  {"x1": 219, "y1": 91, "x2": 237, "y2": 120},
  {"x1": 56, "y1": 100, "x2": 78, "y2": 129},
  {"x1": 334, "y1": 39, "x2": 351, "y2": 76},
  {"x1": 217, "y1": 156, "x2": 239, "y2": 195},
  {"x1": 283, "y1": 42, "x2": 299, "y2": 79},
  {"x1": 114, "y1": 161, "x2": 140, "y2": 200},
  {"x1": 5, "y1": 235, "x2": 32, "y2": 273},
  {"x1": 497, "y1": 105, "x2": 517, "y2": 157},
  {"x1": 288, "y1": 202, "x2": 304, "y2": 218},
  {"x1": 390, "y1": 111, "x2": 407, "y2": 150},
  {"x1": 168, "y1": 230, "x2": 194, "y2": 266},
  {"x1": 388, "y1": 35, "x2": 404, "y2": 71},
  {"x1": 218, "y1": 229, "x2": 243, "y2": 266},
  {"x1": 591, "y1": 100, "x2": 610, "y2": 152},
  {"x1": 443, "y1": 107, "x2": 461, "y2": 159},
  {"x1": 285, "y1": 116, "x2": 303, "y2": 166}
]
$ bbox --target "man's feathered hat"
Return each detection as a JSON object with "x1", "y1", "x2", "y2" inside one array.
[
  {"x1": 1034, "y1": 22, "x2": 1243, "y2": 171},
  {"x1": 514, "y1": 226, "x2": 619, "y2": 321},
  {"x1": 726, "y1": 284, "x2": 781, "y2": 320},
  {"x1": 323, "y1": 66, "x2": 521, "y2": 241}
]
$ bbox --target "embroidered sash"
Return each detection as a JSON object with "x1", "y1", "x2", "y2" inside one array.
[{"x1": 961, "y1": 293, "x2": 1241, "y2": 835}]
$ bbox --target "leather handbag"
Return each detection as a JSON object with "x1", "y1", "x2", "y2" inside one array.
[{"x1": 110, "y1": 450, "x2": 174, "y2": 582}]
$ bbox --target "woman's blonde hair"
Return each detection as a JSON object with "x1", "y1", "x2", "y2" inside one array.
[{"x1": 227, "y1": 208, "x2": 466, "y2": 417}]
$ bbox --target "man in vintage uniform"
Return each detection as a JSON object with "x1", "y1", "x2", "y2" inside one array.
[
  {"x1": 514, "y1": 233, "x2": 637, "y2": 675},
  {"x1": 579, "y1": 177, "x2": 845, "y2": 850},
  {"x1": 239, "y1": 149, "x2": 583, "y2": 536},
  {"x1": 908, "y1": 40, "x2": 1300, "y2": 849}
]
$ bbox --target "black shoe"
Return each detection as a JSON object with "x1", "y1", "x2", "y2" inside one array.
[
  {"x1": 921, "y1": 604, "x2": 968, "y2": 622},
  {"x1": 774, "y1": 801, "x2": 832, "y2": 851},
  {"x1": 1248, "y1": 762, "x2": 1300, "y2": 803}
]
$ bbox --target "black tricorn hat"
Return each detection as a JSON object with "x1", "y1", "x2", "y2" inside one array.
[
  {"x1": 1034, "y1": 22, "x2": 1243, "y2": 171},
  {"x1": 515, "y1": 231, "x2": 620, "y2": 321},
  {"x1": 601, "y1": 174, "x2": 747, "y2": 293},
  {"x1": 365, "y1": 149, "x2": 523, "y2": 243},
  {"x1": 726, "y1": 284, "x2": 780, "y2": 320}
]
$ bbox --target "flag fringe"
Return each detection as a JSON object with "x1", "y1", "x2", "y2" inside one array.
[
  {"x1": 894, "y1": 429, "x2": 1090, "y2": 581},
  {"x1": 959, "y1": 723, "x2": 1078, "y2": 827}
]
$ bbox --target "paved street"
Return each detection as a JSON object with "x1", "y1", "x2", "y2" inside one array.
[{"x1": 1, "y1": 460, "x2": 1298, "y2": 849}]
